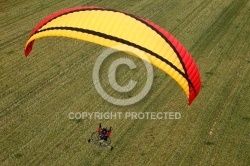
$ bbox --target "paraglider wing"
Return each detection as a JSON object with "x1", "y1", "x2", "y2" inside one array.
[{"x1": 24, "y1": 6, "x2": 201, "y2": 105}]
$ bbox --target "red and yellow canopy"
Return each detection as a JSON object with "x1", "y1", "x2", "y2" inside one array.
[{"x1": 24, "y1": 6, "x2": 201, "y2": 105}]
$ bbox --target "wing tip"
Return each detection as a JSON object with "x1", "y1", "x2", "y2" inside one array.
[
  {"x1": 188, "y1": 82, "x2": 201, "y2": 105},
  {"x1": 24, "y1": 41, "x2": 34, "y2": 57},
  {"x1": 188, "y1": 97, "x2": 194, "y2": 105}
]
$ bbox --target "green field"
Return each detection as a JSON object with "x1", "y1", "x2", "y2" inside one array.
[{"x1": 1, "y1": 0, "x2": 249, "y2": 165}]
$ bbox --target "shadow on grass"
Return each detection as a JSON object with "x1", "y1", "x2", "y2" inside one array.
[
  {"x1": 242, "y1": 116, "x2": 250, "y2": 121},
  {"x1": 205, "y1": 71, "x2": 214, "y2": 76},
  {"x1": 204, "y1": 141, "x2": 215, "y2": 146},
  {"x1": 13, "y1": 153, "x2": 23, "y2": 159}
]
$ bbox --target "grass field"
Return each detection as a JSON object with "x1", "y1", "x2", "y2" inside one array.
[{"x1": 0, "y1": 0, "x2": 249, "y2": 165}]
